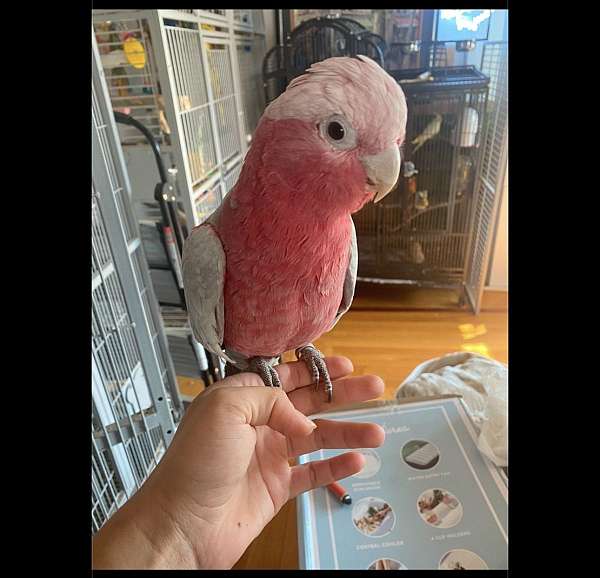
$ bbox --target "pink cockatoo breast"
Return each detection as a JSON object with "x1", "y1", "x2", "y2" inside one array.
[{"x1": 220, "y1": 211, "x2": 351, "y2": 357}]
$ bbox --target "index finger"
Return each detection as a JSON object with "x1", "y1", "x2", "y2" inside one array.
[{"x1": 275, "y1": 356, "x2": 354, "y2": 393}]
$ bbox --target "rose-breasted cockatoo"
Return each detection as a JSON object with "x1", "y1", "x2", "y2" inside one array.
[{"x1": 182, "y1": 55, "x2": 407, "y2": 402}]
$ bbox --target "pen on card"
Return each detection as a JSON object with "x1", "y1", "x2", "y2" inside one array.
[{"x1": 327, "y1": 481, "x2": 352, "y2": 505}]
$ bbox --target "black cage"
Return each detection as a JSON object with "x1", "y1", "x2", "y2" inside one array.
[{"x1": 353, "y1": 65, "x2": 490, "y2": 306}]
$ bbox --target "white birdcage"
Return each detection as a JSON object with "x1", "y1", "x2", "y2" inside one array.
[
  {"x1": 223, "y1": 159, "x2": 243, "y2": 195},
  {"x1": 94, "y1": 16, "x2": 165, "y2": 146},
  {"x1": 235, "y1": 31, "x2": 267, "y2": 140},
  {"x1": 194, "y1": 173, "x2": 224, "y2": 223},
  {"x1": 464, "y1": 41, "x2": 508, "y2": 312},
  {"x1": 92, "y1": 9, "x2": 267, "y2": 229},
  {"x1": 233, "y1": 9, "x2": 253, "y2": 29},
  {"x1": 204, "y1": 38, "x2": 243, "y2": 164},
  {"x1": 251, "y1": 9, "x2": 265, "y2": 34},
  {"x1": 92, "y1": 29, "x2": 183, "y2": 532},
  {"x1": 163, "y1": 22, "x2": 219, "y2": 185}
]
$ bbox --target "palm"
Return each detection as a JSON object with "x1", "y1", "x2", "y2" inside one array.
[
  {"x1": 258, "y1": 426, "x2": 294, "y2": 500},
  {"x1": 152, "y1": 356, "x2": 385, "y2": 569},
  {"x1": 239, "y1": 427, "x2": 297, "y2": 530},
  {"x1": 207, "y1": 422, "x2": 303, "y2": 532}
]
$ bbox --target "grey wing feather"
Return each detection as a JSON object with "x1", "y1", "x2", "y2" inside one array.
[
  {"x1": 181, "y1": 223, "x2": 232, "y2": 362},
  {"x1": 330, "y1": 217, "x2": 358, "y2": 330}
]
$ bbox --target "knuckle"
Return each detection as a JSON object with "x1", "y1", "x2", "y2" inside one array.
[
  {"x1": 209, "y1": 386, "x2": 233, "y2": 405},
  {"x1": 207, "y1": 387, "x2": 242, "y2": 416}
]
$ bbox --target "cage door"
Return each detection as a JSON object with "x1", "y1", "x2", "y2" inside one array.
[
  {"x1": 464, "y1": 42, "x2": 508, "y2": 313},
  {"x1": 203, "y1": 37, "x2": 245, "y2": 166},
  {"x1": 162, "y1": 22, "x2": 219, "y2": 187}
]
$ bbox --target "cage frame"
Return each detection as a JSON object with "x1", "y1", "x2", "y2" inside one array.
[{"x1": 92, "y1": 29, "x2": 184, "y2": 531}]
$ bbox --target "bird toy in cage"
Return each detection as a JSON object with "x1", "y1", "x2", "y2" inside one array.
[
  {"x1": 121, "y1": 33, "x2": 146, "y2": 70},
  {"x1": 182, "y1": 56, "x2": 407, "y2": 401}
]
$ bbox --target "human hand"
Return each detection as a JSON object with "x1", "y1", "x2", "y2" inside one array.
[{"x1": 92, "y1": 356, "x2": 385, "y2": 569}]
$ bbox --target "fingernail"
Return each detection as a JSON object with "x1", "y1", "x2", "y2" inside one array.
[{"x1": 305, "y1": 417, "x2": 317, "y2": 430}]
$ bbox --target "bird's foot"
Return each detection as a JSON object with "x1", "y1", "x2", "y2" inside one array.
[
  {"x1": 295, "y1": 344, "x2": 332, "y2": 403},
  {"x1": 248, "y1": 357, "x2": 282, "y2": 388}
]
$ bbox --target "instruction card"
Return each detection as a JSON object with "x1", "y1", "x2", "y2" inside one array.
[{"x1": 297, "y1": 397, "x2": 508, "y2": 570}]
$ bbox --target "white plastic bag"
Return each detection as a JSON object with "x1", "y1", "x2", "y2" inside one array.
[
  {"x1": 476, "y1": 378, "x2": 507, "y2": 466},
  {"x1": 396, "y1": 352, "x2": 508, "y2": 467}
]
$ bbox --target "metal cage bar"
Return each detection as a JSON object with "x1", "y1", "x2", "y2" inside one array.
[
  {"x1": 194, "y1": 173, "x2": 224, "y2": 223},
  {"x1": 206, "y1": 41, "x2": 240, "y2": 163},
  {"x1": 236, "y1": 34, "x2": 267, "y2": 140},
  {"x1": 464, "y1": 42, "x2": 508, "y2": 313},
  {"x1": 223, "y1": 159, "x2": 243, "y2": 195},
  {"x1": 92, "y1": 29, "x2": 183, "y2": 532},
  {"x1": 93, "y1": 16, "x2": 165, "y2": 146}
]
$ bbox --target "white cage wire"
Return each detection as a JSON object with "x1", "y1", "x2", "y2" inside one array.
[
  {"x1": 163, "y1": 23, "x2": 218, "y2": 185},
  {"x1": 205, "y1": 39, "x2": 243, "y2": 164},
  {"x1": 236, "y1": 32, "x2": 267, "y2": 140},
  {"x1": 194, "y1": 9, "x2": 227, "y2": 20},
  {"x1": 195, "y1": 176, "x2": 224, "y2": 223},
  {"x1": 94, "y1": 17, "x2": 166, "y2": 146},
  {"x1": 93, "y1": 10, "x2": 267, "y2": 230},
  {"x1": 92, "y1": 30, "x2": 183, "y2": 533},
  {"x1": 233, "y1": 9, "x2": 253, "y2": 29},
  {"x1": 223, "y1": 159, "x2": 243, "y2": 195},
  {"x1": 465, "y1": 41, "x2": 508, "y2": 313},
  {"x1": 479, "y1": 42, "x2": 508, "y2": 191},
  {"x1": 251, "y1": 9, "x2": 265, "y2": 34}
]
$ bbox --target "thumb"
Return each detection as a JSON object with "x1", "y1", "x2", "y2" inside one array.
[{"x1": 213, "y1": 386, "x2": 317, "y2": 438}]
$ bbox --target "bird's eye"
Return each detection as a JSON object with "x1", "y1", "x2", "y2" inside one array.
[
  {"x1": 327, "y1": 121, "x2": 345, "y2": 141},
  {"x1": 319, "y1": 115, "x2": 356, "y2": 150}
]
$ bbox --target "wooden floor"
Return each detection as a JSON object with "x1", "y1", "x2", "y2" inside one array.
[
  {"x1": 176, "y1": 285, "x2": 508, "y2": 569},
  {"x1": 310, "y1": 284, "x2": 507, "y2": 400}
]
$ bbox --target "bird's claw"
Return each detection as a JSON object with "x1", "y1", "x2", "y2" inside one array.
[
  {"x1": 295, "y1": 344, "x2": 333, "y2": 403},
  {"x1": 249, "y1": 357, "x2": 282, "y2": 388}
]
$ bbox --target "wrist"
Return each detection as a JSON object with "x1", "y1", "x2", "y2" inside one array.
[{"x1": 92, "y1": 488, "x2": 206, "y2": 569}]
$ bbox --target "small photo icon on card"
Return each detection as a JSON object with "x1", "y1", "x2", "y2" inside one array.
[
  {"x1": 401, "y1": 439, "x2": 440, "y2": 471},
  {"x1": 353, "y1": 448, "x2": 382, "y2": 479},
  {"x1": 368, "y1": 557, "x2": 408, "y2": 570},
  {"x1": 439, "y1": 549, "x2": 488, "y2": 570},
  {"x1": 417, "y1": 488, "x2": 463, "y2": 529},
  {"x1": 352, "y1": 497, "x2": 395, "y2": 538}
]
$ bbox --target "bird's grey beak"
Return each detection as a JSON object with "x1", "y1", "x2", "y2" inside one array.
[{"x1": 360, "y1": 146, "x2": 401, "y2": 203}]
